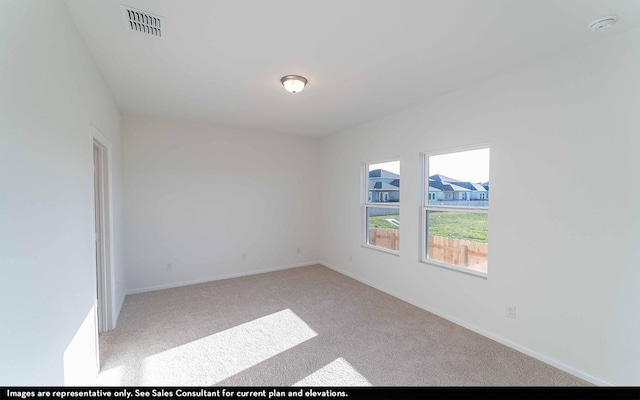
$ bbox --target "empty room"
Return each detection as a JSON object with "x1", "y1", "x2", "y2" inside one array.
[{"x1": 1, "y1": 0, "x2": 639, "y2": 389}]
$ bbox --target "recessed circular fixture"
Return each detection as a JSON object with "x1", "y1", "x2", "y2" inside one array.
[
  {"x1": 589, "y1": 15, "x2": 618, "y2": 32},
  {"x1": 281, "y1": 75, "x2": 308, "y2": 94}
]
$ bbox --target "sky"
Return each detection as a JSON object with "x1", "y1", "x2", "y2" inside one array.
[
  {"x1": 369, "y1": 160, "x2": 400, "y2": 174},
  {"x1": 429, "y1": 148, "x2": 490, "y2": 183},
  {"x1": 368, "y1": 148, "x2": 490, "y2": 183}
]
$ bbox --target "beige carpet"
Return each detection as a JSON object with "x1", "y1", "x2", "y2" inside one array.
[{"x1": 97, "y1": 265, "x2": 590, "y2": 386}]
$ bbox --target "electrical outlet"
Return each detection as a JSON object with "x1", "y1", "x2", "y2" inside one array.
[
  {"x1": 506, "y1": 305, "x2": 516, "y2": 319},
  {"x1": 166, "y1": 263, "x2": 172, "y2": 271},
  {"x1": 349, "y1": 254, "x2": 353, "y2": 262},
  {"x1": 296, "y1": 247, "x2": 301, "y2": 254},
  {"x1": 241, "y1": 252, "x2": 247, "y2": 261}
]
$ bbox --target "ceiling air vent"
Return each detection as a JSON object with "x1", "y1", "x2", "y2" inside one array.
[{"x1": 120, "y1": 5, "x2": 165, "y2": 38}]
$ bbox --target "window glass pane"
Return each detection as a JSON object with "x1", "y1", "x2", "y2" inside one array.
[
  {"x1": 426, "y1": 211, "x2": 487, "y2": 273},
  {"x1": 367, "y1": 207, "x2": 399, "y2": 251},
  {"x1": 368, "y1": 161, "x2": 400, "y2": 204},
  {"x1": 427, "y1": 148, "x2": 489, "y2": 207}
]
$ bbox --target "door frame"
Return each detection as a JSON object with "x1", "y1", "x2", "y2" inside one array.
[{"x1": 91, "y1": 125, "x2": 115, "y2": 333}]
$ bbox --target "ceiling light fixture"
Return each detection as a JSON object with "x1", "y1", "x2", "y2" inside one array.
[
  {"x1": 589, "y1": 15, "x2": 617, "y2": 32},
  {"x1": 281, "y1": 75, "x2": 308, "y2": 94}
]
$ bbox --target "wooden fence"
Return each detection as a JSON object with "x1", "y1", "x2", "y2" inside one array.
[
  {"x1": 369, "y1": 229, "x2": 488, "y2": 273},
  {"x1": 428, "y1": 235, "x2": 488, "y2": 272},
  {"x1": 368, "y1": 228, "x2": 400, "y2": 251}
]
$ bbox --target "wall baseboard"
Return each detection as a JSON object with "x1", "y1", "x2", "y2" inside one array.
[
  {"x1": 126, "y1": 261, "x2": 321, "y2": 295},
  {"x1": 318, "y1": 260, "x2": 611, "y2": 387}
]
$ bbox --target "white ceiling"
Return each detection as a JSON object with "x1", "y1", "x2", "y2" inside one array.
[{"x1": 64, "y1": 0, "x2": 640, "y2": 137}]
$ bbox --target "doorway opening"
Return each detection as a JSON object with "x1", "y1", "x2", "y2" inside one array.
[{"x1": 92, "y1": 126, "x2": 115, "y2": 338}]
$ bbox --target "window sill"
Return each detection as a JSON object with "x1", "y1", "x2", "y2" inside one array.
[
  {"x1": 362, "y1": 244, "x2": 400, "y2": 257},
  {"x1": 420, "y1": 259, "x2": 488, "y2": 279}
]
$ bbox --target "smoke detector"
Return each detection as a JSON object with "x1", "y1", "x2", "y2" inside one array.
[
  {"x1": 120, "y1": 5, "x2": 165, "y2": 38},
  {"x1": 589, "y1": 15, "x2": 617, "y2": 32}
]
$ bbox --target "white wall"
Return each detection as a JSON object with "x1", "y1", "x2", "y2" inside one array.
[
  {"x1": 0, "y1": 0, "x2": 124, "y2": 385},
  {"x1": 319, "y1": 30, "x2": 640, "y2": 386},
  {"x1": 122, "y1": 115, "x2": 320, "y2": 293}
]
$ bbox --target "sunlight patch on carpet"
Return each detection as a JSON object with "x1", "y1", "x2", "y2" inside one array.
[
  {"x1": 137, "y1": 309, "x2": 317, "y2": 385},
  {"x1": 294, "y1": 358, "x2": 372, "y2": 386}
]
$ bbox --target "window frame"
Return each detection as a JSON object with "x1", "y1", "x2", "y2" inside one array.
[
  {"x1": 362, "y1": 159, "x2": 400, "y2": 256},
  {"x1": 420, "y1": 144, "x2": 490, "y2": 278}
]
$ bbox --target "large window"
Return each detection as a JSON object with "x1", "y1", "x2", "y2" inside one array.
[
  {"x1": 363, "y1": 160, "x2": 400, "y2": 253},
  {"x1": 422, "y1": 146, "x2": 489, "y2": 276}
]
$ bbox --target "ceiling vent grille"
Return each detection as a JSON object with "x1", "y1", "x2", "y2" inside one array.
[{"x1": 120, "y1": 5, "x2": 164, "y2": 38}]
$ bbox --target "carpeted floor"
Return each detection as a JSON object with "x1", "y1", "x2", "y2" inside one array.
[{"x1": 97, "y1": 264, "x2": 590, "y2": 386}]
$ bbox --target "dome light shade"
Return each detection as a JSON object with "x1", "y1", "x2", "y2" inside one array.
[
  {"x1": 589, "y1": 15, "x2": 617, "y2": 32},
  {"x1": 281, "y1": 75, "x2": 308, "y2": 94}
]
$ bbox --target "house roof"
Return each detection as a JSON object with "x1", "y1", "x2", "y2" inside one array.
[
  {"x1": 428, "y1": 176, "x2": 487, "y2": 192},
  {"x1": 369, "y1": 181, "x2": 400, "y2": 191},
  {"x1": 429, "y1": 180, "x2": 468, "y2": 192},
  {"x1": 370, "y1": 173, "x2": 487, "y2": 192},
  {"x1": 429, "y1": 174, "x2": 461, "y2": 182},
  {"x1": 369, "y1": 169, "x2": 399, "y2": 179},
  {"x1": 452, "y1": 181, "x2": 487, "y2": 191},
  {"x1": 447, "y1": 183, "x2": 471, "y2": 192}
]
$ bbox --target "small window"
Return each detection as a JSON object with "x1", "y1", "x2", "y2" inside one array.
[
  {"x1": 422, "y1": 146, "x2": 489, "y2": 276},
  {"x1": 364, "y1": 160, "x2": 400, "y2": 253}
]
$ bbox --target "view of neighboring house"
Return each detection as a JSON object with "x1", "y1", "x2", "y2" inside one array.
[
  {"x1": 428, "y1": 174, "x2": 489, "y2": 206},
  {"x1": 369, "y1": 170, "x2": 489, "y2": 207},
  {"x1": 368, "y1": 169, "x2": 400, "y2": 202}
]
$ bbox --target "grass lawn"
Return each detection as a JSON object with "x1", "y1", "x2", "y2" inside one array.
[
  {"x1": 368, "y1": 212, "x2": 488, "y2": 242},
  {"x1": 428, "y1": 212, "x2": 488, "y2": 243},
  {"x1": 368, "y1": 214, "x2": 400, "y2": 229}
]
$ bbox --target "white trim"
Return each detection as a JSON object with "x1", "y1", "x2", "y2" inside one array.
[
  {"x1": 360, "y1": 163, "x2": 366, "y2": 205},
  {"x1": 424, "y1": 205, "x2": 488, "y2": 213},
  {"x1": 126, "y1": 261, "x2": 320, "y2": 295},
  {"x1": 419, "y1": 258, "x2": 487, "y2": 279},
  {"x1": 361, "y1": 243, "x2": 400, "y2": 256},
  {"x1": 318, "y1": 260, "x2": 610, "y2": 387},
  {"x1": 421, "y1": 143, "x2": 490, "y2": 274},
  {"x1": 362, "y1": 204, "x2": 401, "y2": 253},
  {"x1": 421, "y1": 142, "x2": 490, "y2": 210},
  {"x1": 364, "y1": 156, "x2": 402, "y2": 169},
  {"x1": 363, "y1": 159, "x2": 401, "y2": 253},
  {"x1": 92, "y1": 301, "x2": 99, "y2": 377},
  {"x1": 90, "y1": 124, "x2": 116, "y2": 332},
  {"x1": 421, "y1": 142, "x2": 491, "y2": 158},
  {"x1": 418, "y1": 152, "x2": 426, "y2": 263},
  {"x1": 422, "y1": 206, "x2": 489, "y2": 278},
  {"x1": 363, "y1": 158, "x2": 401, "y2": 207},
  {"x1": 362, "y1": 205, "x2": 367, "y2": 248},
  {"x1": 366, "y1": 203, "x2": 401, "y2": 208}
]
